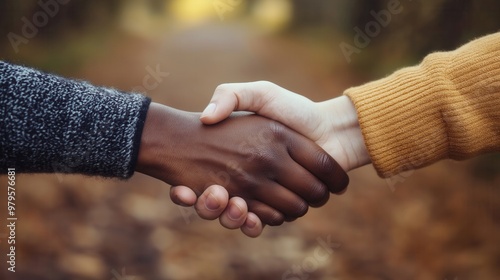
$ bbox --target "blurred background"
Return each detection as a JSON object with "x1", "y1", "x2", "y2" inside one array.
[{"x1": 1, "y1": 0, "x2": 500, "y2": 279}]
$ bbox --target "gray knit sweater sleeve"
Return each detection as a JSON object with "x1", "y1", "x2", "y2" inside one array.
[{"x1": 0, "y1": 61, "x2": 151, "y2": 178}]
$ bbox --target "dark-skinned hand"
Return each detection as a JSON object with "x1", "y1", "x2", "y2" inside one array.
[{"x1": 137, "y1": 103, "x2": 348, "y2": 226}]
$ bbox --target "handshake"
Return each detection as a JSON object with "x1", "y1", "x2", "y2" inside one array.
[
  {"x1": 2, "y1": 33, "x2": 496, "y2": 238},
  {"x1": 136, "y1": 33, "x2": 500, "y2": 237},
  {"x1": 137, "y1": 81, "x2": 371, "y2": 237},
  {"x1": 2, "y1": 33, "x2": 493, "y2": 238}
]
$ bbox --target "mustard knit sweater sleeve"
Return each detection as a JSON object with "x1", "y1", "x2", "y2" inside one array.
[{"x1": 344, "y1": 32, "x2": 500, "y2": 178}]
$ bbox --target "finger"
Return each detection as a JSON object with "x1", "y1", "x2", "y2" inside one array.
[
  {"x1": 194, "y1": 185, "x2": 229, "y2": 220},
  {"x1": 200, "y1": 82, "x2": 318, "y2": 137},
  {"x1": 275, "y1": 160, "x2": 330, "y2": 208},
  {"x1": 170, "y1": 186, "x2": 197, "y2": 207},
  {"x1": 246, "y1": 200, "x2": 285, "y2": 226},
  {"x1": 286, "y1": 132, "x2": 349, "y2": 194},
  {"x1": 253, "y1": 182, "x2": 309, "y2": 221},
  {"x1": 284, "y1": 216, "x2": 297, "y2": 222},
  {"x1": 240, "y1": 212, "x2": 264, "y2": 238},
  {"x1": 200, "y1": 81, "x2": 280, "y2": 124},
  {"x1": 219, "y1": 197, "x2": 248, "y2": 230}
]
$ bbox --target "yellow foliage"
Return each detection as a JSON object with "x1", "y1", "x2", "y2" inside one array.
[{"x1": 251, "y1": 0, "x2": 293, "y2": 33}]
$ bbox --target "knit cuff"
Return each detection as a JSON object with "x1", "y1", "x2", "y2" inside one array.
[
  {"x1": 127, "y1": 96, "x2": 151, "y2": 178},
  {"x1": 345, "y1": 33, "x2": 500, "y2": 178},
  {"x1": 344, "y1": 53, "x2": 453, "y2": 178},
  {"x1": 0, "y1": 61, "x2": 152, "y2": 179}
]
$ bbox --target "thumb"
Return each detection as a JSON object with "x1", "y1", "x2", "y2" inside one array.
[{"x1": 200, "y1": 81, "x2": 276, "y2": 125}]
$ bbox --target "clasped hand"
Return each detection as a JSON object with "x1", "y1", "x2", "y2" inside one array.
[{"x1": 140, "y1": 82, "x2": 370, "y2": 237}]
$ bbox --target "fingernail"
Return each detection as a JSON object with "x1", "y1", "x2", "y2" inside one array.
[
  {"x1": 205, "y1": 193, "x2": 220, "y2": 211},
  {"x1": 246, "y1": 217, "x2": 257, "y2": 229},
  {"x1": 228, "y1": 204, "x2": 243, "y2": 221},
  {"x1": 201, "y1": 103, "x2": 216, "y2": 119}
]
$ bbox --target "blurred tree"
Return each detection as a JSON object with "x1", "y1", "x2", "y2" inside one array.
[
  {"x1": 0, "y1": 0, "x2": 127, "y2": 72},
  {"x1": 290, "y1": 0, "x2": 339, "y2": 27},
  {"x1": 0, "y1": 0, "x2": 123, "y2": 42},
  {"x1": 326, "y1": 0, "x2": 499, "y2": 76}
]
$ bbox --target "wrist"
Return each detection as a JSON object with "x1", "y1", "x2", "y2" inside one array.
[
  {"x1": 136, "y1": 102, "x2": 184, "y2": 181},
  {"x1": 319, "y1": 96, "x2": 371, "y2": 171},
  {"x1": 136, "y1": 102, "x2": 164, "y2": 177}
]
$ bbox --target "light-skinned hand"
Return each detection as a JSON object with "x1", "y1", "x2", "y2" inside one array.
[{"x1": 171, "y1": 81, "x2": 371, "y2": 236}]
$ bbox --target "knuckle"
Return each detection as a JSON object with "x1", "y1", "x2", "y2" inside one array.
[
  {"x1": 268, "y1": 121, "x2": 286, "y2": 142},
  {"x1": 252, "y1": 149, "x2": 277, "y2": 168},
  {"x1": 257, "y1": 80, "x2": 276, "y2": 89},
  {"x1": 306, "y1": 182, "x2": 329, "y2": 206},
  {"x1": 266, "y1": 211, "x2": 285, "y2": 226},
  {"x1": 291, "y1": 200, "x2": 309, "y2": 218},
  {"x1": 315, "y1": 150, "x2": 336, "y2": 174},
  {"x1": 214, "y1": 83, "x2": 230, "y2": 94}
]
